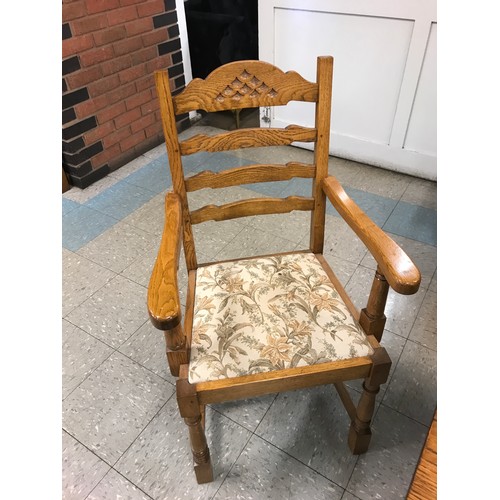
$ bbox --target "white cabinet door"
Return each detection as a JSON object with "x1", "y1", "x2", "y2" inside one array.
[{"x1": 259, "y1": 0, "x2": 437, "y2": 180}]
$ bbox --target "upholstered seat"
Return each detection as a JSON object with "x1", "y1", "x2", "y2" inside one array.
[{"x1": 189, "y1": 252, "x2": 374, "y2": 383}]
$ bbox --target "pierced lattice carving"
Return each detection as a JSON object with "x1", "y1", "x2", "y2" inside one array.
[{"x1": 215, "y1": 70, "x2": 278, "y2": 103}]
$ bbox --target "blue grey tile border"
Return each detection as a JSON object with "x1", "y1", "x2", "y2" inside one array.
[
  {"x1": 84, "y1": 179, "x2": 157, "y2": 221},
  {"x1": 62, "y1": 197, "x2": 81, "y2": 216},
  {"x1": 383, "y1": 201, "x2": 437, "y2": 246},
  {"x1": 122, "y1": 155, "x2": 172, "y2": 194},
  {"x1": 63, "y1": 205, "x2": 118, "y2": 252}
]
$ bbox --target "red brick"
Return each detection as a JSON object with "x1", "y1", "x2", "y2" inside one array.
[
  {"x1": 137, "y1": 0, "x2": 164, "y2": 17},
  {"x1": 101, "y1": 54, "x2": 132, "y2": 76},
  {"x1": 125, "y1": 89, "x2": 152, "y2": 110},
  {"x1": 74, "y1": 94, "x2": 108, "y2": 119},
  {"x1": 140, "y1": 97, "x2": 159, "y2": 116},
  {"x1": 141, "y1": 28, "x2": 167, "y2": 48},
  {"x1": 130, "y1": 45, "x2": 157, "y2": 66},
  {"x1": 93, "y1": 25, "x2": 126, "y2": 46},
  {"x1": 85, "y1": 0, "x2": 120, "y2": 14},
  {"x1": 83, "y1": 120, "x2": 115, "y2": 143},
  {"x1": 107, "y1": 83, "x2": 136, "y2": 104},
  {"x1": 113, "y1": 36, "x2": 142, "y2": 56},
  {"x1": 114, "y1": 107, "x2": 142, "y2": 128},
  {"x1": 107, "y1": 5, "x2": 137, "y2": 26},
  {"x1": 80, "y1": 45, "x2": 114, "y2": 66},
  {"x1": 146, "y1": 54, "x2": 171, "y2": 73},
  {"x1": 145, "y1": 120, "x2": 162, "y2": 138},
  {"x1": 88, "y1": 74, "x2": 121, "y2": 97},
  {"x1": 125, "y1": 17, "x2": 153, "y2": 37},
  {"x1": 135, "y1": 74, "x2": 154, "y2": 93},
  {"x1": 119, "y1": 0, "x2": 143, "y2": 5},
  {"x1": 118, "y1": 64, "x2": 145, "y2": 84},
  {"x1": 62, "y1": 1, "x2": 86, "y2": 22},
  {"x1": 92, "y1": 143, "x2": 121, "y2": 168},
  {"x1": 120, "y1": 129, "x2": 146, "y2": 151},
  {"x1": 66, "y1": 66, "x2": 102, "y2": 89},
  {"x1": 103, "y1": 126, "x2": 131, "y2": 148},
  {"x1": 72, "y1": 13, "x2": 108, "y2": 35},
  {"x1": 97, "y1": 101, "x2": 127, "y2": 123},
  {"x1": 62, "y1": 34, "x2": 94, "y2": 58},
  {"x1": 130, "y1": 113, "x2": 155, "y2": 134}
]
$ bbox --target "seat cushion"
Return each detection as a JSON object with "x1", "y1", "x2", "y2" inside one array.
[{"x1": 188, "y1": 252, "x2": 374, "y2": 383}]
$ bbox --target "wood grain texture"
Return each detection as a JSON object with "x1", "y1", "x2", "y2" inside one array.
[
  {"x1": 147, "y1": 192, "x2": 183, "y2": 330},
  {"x1": 155, "y1": 70, "x2": 198, "y2": 270},
  {"x1": 180, "y1": 125, "x2": 317, "y2": 155},
  {"x1": 310, "y1": 56, "x2": 334, "y2": 253},
  {"x1": 173, "y1": 60, "x2": 318, "y2": 114},
  {"x1": 322, "y1": 175, "x2": 421, "y2": 294},
  {"x1": 407, "y1": 412, "x2": 437, "y2": 500},
  {"x1": 195, "y1": 357, "x2": 373, "y2": 405},
  {"x1": 185, "y1": 162, "x2": 315, "y2": 192},
  {"x1": 190, "y1": 196, "x2": 315, "y2": 224}
]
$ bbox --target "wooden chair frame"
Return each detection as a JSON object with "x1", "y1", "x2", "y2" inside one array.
[{"x1": 147, "y1": 56, "x2": 421, "y2": 484}]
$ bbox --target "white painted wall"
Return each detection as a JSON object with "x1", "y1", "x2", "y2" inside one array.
[{"x1": 259, "y1": 0, "x2": 437, "y2": 180}]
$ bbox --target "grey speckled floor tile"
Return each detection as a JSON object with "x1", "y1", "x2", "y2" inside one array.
[
  {"x1": 77, "y1": 220, "x2": 157, "y2": 273},
  {"x1": 322, "y1": 215, "x2": 368, "y2": 265},
  {"x1": 115, "y1": 397, "x2": 252, "y2": 500},
  {"x1": 383, "y1": 286, "x2": 426, "y2": 339},
  {"x1": 118, "y1": 320, "x2": 177, "y2": 385},
  {"x1": 381, "y1": 339, "x2": 437, "y2": 426},
  {"x1": 408, "y1": 289, "x2": 437, "y2": 350},
  {"x1": 216, "y1": 225, "x2": 298, "y2": 261},
  {"x1": 255, "y1": 386, "x2": 358, "y2": 487},
  {"x1": 62, "y1": 430, "x2": 110, "y2": 500},
  {"x1": 63, "y1": 175, "x2": 122, "y2": 204},
  {"x1": 65, "y1": 275, "x2": 148, "y2": 348},
  {"x1": 211, "y1": 394, "x2": 277, "y2": 432},
  {"x1": 63, "y1": 352, "x2": 173, "y2": 464},
  {"x1": 62, "y1": 319, "x2": 113, "y2": 400},
  {"x1": 121, "y1": 192, "x2": 165, "y2": 236},
  {"x1": 340, "y1": 492, "x2": 362, "y2": 500},
  {"x1": 342, "y1": 161, "x2": 412, "y2": 201},
  {"x1": 87, "y1": 469, "x2": 152, "y2": 500},
  {"x1": 400, "y1": 177, "x2": 437, "y2": 210},
  {"x1": 62, "y1": 249, "x2": 116, "y2": 317},
  {"x1": 321, "y1": 253, "x2": 358, "y2": 289},
  {"x1": 245, "y1": 211, "x2": 312, "y2": 245},
  {"x1": 214, "y1": 434, "x2": 343, "y2": 500},
  {"x1": 346, "y1": 405, "x2": 428, "y2": 500}
]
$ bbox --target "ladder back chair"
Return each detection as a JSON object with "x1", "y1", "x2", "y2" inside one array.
[{"x1": 148, "y1": 56, "x2": 421, "y2": 484}]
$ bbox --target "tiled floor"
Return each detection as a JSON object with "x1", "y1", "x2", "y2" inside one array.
[{"x1": 62, "y1": 121, "x2": 437, "y2": 500}]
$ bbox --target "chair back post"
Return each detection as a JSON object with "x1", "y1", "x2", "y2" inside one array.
[
  {"x1": 310, "y1": 55, "x2": 334, "y2": 253},
  {"x1": 155, "y1": 71, "x2": 198, "y2": 271}
]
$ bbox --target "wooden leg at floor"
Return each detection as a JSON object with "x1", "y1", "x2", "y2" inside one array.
[
  {"x1": 177, "y1": 366, "x2": 213, "y2": 484},
  {"x1": 348, "y1": 347, "x2": 391, "y2": 454}
]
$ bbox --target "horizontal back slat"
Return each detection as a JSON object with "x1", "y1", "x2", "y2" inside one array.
[
  {"x1": 172, "y1": 60, "x2": 318, "y2": 114},
  {"x1": 190, "y1": 196, "x2": 315, "y2": 224},
  {"x1": 185, "y1": 162, "x2": 315, "y2": 192},
  {"x1": 180, "y1": 125, "x2": 317, "y2": 155}
]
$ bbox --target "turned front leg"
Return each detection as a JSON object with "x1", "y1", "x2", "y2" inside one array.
[
  {"x1": 177, "y1": 366, "x2": 213, "y2": 484},
  {"x1": 348, "y1": 347, "x2": 391, "y2": 454},
  {"x1": 359, "y1": 266, "x2": 389, "y2": 342}
]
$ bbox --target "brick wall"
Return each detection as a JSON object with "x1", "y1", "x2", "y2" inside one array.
[{"x1": 62, "y1": 0, "x2": 190, "y2": 188}]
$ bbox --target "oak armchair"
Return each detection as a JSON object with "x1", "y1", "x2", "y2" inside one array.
[{"x1": 147, "y1": 56, "x2": 421, "y2": 484}]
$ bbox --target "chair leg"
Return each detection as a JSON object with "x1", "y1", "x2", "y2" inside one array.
[
  {"x1": 348, "y1": 347, "x2": 391, "y2": 454},
  {"x1": 176, "y1": 368, "x2": 213, "y2": 484}
]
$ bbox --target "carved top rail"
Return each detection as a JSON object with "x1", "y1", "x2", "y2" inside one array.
[{"x1": 172, "y1": 60, "x2": 319, "y2": 114}]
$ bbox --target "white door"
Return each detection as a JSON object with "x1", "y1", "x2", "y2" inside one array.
[{"x1": 259, "y1": 0, "x2": 437, "y2": 180}]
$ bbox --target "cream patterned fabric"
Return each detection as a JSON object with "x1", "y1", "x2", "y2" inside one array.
[{"x1": 188, "y1": 252, "x2": 373, "y2": 383}]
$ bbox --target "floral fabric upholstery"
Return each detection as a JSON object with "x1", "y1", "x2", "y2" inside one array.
[{"x1": 188, "y1": 252, "x2": 373, "y2": 383}]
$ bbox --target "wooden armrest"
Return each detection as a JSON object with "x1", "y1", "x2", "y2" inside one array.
[
  {"x1": 147, "y1": 192, "x2": 183, "y2": 330},
  {"x1": 322, "y1": 176, "x2": 421, "y2": 295}
]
